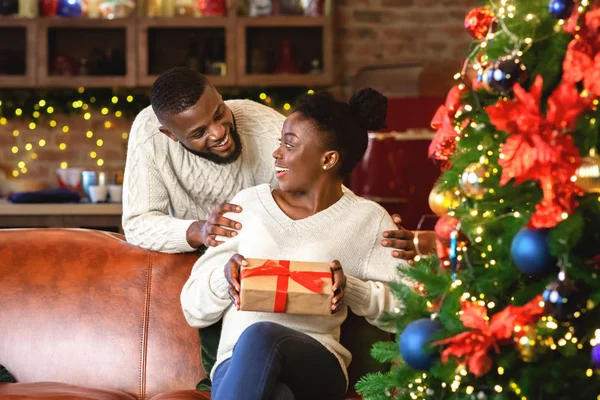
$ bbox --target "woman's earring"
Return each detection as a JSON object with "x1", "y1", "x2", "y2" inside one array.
[{"x1": 323, "y1": 166, "x2": 328, "y2": 170}]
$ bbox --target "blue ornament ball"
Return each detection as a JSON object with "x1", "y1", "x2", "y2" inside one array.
[
  {"x1": 592, "y1": 345, "x2": 600, "y2": 368},
  {"x1": 549, "y1": 0, "x2": 574, "y2": 19},
  {"x1": 57, "y1": 0, "x2": 83, "y2": 17},
  {"x1": 510, "y1": 228, "x2": 554, "y2": 276},
  {"x1": 399, "y1": 318, "x2": 442, "y2": 371},
  {"x1": 488, "y1": 57, "x2": 527, "y2": 94}
]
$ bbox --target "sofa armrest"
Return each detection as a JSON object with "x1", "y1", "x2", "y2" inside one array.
[
  {"x1": 0, "y1": 382, "x2": 136, "y2": 400},
  {"x1": 149, "y1": 390, "x2": 211, "y2": 400}
]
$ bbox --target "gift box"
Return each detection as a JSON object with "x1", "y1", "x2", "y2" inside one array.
[{"x1": 240, "y1": 258, "x2": 333, "y2": 316}]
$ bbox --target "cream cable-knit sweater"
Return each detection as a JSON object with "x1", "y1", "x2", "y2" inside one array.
[
  {"x1": 180, "y1": 184, "x2": 410, "y2": 385},
  {"x1": 122, "y1": 100, "x2": 285, "y2": 253}
]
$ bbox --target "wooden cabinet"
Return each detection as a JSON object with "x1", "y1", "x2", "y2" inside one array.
[{"x1": 0, "y1": 9, "x2": 334, "y2": 88}]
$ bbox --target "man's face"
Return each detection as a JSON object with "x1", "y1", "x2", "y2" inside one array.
[{"x1": 159, "y1": 85, "x2": 241, "y2": 164}]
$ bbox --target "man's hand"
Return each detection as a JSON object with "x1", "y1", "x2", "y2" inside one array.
[
  {"x1": 382, "y1": 215, "x2": 437, "y2": 262},
  {"x1": 382, "y1": 214, "x2": 418, "y2": 262},
  {"x1": 186, "y1": 203, "x2": 242, "y2": 248},
  {"x1": 224, "y1": 253, "x2": 247, "y2": 310},
  {"x1": 330, "y1": 260, "x2": 346, "y2": 314}
]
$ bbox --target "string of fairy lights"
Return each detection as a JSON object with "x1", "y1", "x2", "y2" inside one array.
[
  {"x1": 0, "y1": 87, "x2": 314, "y2": 179},
  {"x1": 1, "y1": 87, "x2": 135, "y2": 178}
]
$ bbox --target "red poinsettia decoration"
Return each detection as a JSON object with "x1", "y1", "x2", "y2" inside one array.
[
  {"x1": 434, "y1": 295, "x2": 544, "y2": 377},
  {"x1": 429, "y1": 86, "x2": 465, "y2": 169},
  {"x1": 563, "y1": 3, "x2": 600, "y2": 97},
  {"x1": 485, "y1": 75, "x2": 589, "y2": 228}
]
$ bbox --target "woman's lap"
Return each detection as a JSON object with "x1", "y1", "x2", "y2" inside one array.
[{"x1": 211, "y1": 322, "x2": 347, "y2": 400}]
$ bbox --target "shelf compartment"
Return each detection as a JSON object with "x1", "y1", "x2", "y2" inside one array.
[
  {"x1": 0, "y1": 17, "x2": 36, "y2": 87},
  {"x1": 236, "y1": 16, "x2": 333, "y2": 87},
  {"x1": 137, "y1": 17, "x2": 236, "y2": 87},
  {"x1": 37, "y1": 18, "x2": 136, "y2": 87}
]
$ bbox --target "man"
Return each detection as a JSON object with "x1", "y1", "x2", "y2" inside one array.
[{"x1": 122, "y1": 67, "x2": 429, "y2": 386}]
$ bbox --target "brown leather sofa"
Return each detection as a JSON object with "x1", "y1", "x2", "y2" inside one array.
[{"x1": 0, "y1": 229, "x2": 391, "y2": 399}]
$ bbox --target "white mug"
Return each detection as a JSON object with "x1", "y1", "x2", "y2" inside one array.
[
  {"x1": 108, "y1": 185, "x2": 123, "y2": 203},
  {"x1": 89, "y1": 185, "x2": 108, "y2": 203}
]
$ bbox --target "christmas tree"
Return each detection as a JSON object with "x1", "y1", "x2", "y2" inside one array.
[{"x1": 357, "y1": 1, "x2": 600, "y2": 399}]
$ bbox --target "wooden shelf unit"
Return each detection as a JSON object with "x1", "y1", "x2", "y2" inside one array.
[{"x1": 0, "y1": 12, "x2": 335, "y2": 88}]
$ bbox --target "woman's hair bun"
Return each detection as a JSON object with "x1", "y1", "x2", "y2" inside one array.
[{"x1": 349, "y1": 88, "x2": 387, "y2": 132}]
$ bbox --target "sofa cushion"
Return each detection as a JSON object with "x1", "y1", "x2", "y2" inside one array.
[
  {"x1": 0, "y1": 229, "x2": 203, "y2": 399},
  {"x1": 0, "y1": 382, "x2": 135, "y2": 399}
]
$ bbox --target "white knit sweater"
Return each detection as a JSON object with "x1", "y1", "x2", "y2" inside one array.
[
  {"x1": 122, "y1": 100, "x2": 285, "y2": 253},
  {"x1": 180, "y1": 184, "x2": 410, "y2": 384}
]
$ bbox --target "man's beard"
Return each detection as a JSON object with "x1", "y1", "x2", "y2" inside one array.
[{"x1": 181, "y1": 125, "x2": 243, "y2": 165}]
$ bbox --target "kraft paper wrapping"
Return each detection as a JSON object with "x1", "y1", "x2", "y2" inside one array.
[{"x1": 240, "y1": 258, "x2": 333, "y2": 316}]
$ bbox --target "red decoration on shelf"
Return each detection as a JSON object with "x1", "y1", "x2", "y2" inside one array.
[
  {"x1": 485, "y1": 75, "x2": 590, "y2": 228},
  {"x1": 429, "y1": 85, "x2": 465, "y2": 169},
  {"x1": 563, "y1": 7, "x2": 600, "y2": 97},
  {"x1": 196, "y1": 0, "x2": 227, "y2": 16},
  {"x1": 434, "y1": 295, "x2": 544, "y2": 377},
  {"x1": 464, "y1": 7, "x2": 496, "y2": 40},
  {"x1": 275, "y1": 39, "x2": 299, "y2": 74},
  {"x1": 42, "y1": 0, "x2": 59, "y2": 16}
]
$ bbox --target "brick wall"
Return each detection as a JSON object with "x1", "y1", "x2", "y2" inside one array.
[
  {"x1": 0, "y1": 0, "x2": 477, "y2": 187},
  {"x1": 334, "y1": 0, "x2": 477, "y2": 89}
]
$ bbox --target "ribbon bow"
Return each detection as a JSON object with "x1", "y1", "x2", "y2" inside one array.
[{"x1": 241, "y1": 260, "x2": 331, "y2": 313}]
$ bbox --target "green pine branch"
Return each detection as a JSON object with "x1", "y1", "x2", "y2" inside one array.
[{"x1": 371, "y1": 341, "x2": 402, "y2": 363}]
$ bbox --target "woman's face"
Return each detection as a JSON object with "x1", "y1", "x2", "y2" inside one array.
[{"x1": 272, "y1": 112, "x2": 333, "y2": 192}]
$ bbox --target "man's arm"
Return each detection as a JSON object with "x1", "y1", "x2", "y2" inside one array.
[{"x1": 122, "y1": 113, "x2": 198, "y2": 253}]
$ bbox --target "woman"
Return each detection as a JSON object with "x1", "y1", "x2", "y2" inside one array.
[{"x1": 180, "y1": 89, "x2": 410, "y2": 400}]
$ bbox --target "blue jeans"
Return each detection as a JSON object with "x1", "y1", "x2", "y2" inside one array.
[{"x1": 211, "y1": 322, "x2": 347, "y2": 400}]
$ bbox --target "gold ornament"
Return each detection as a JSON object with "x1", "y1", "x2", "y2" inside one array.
[
  {"x1": 575, "y1": 148, "x2": 600, "y2": 193},
  {"x1": 514, "y1": 325, "x2": 539, "y2": 362},
  {"x1": 428, "y1": 186, "x2": 461, "y2": 216},
  {"x1": 460, "y1": 161, "x2": 489, "y2": 199}
]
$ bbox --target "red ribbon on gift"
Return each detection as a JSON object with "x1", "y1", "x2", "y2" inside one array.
[{"x1": 241, "y1": 260, "x2": 331, "y2": 313}]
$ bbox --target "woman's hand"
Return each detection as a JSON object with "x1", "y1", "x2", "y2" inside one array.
[
  {"x1": 330, "y1": 260, "x2": 346, "y2": 314},
  {"x1": 225, "y1": 253, "x2": 247, "y2": 310}
]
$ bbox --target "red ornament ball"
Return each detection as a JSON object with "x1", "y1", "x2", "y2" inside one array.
[{"x1": 465, "y1": 7, "x2": 496, "y2": 40}]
